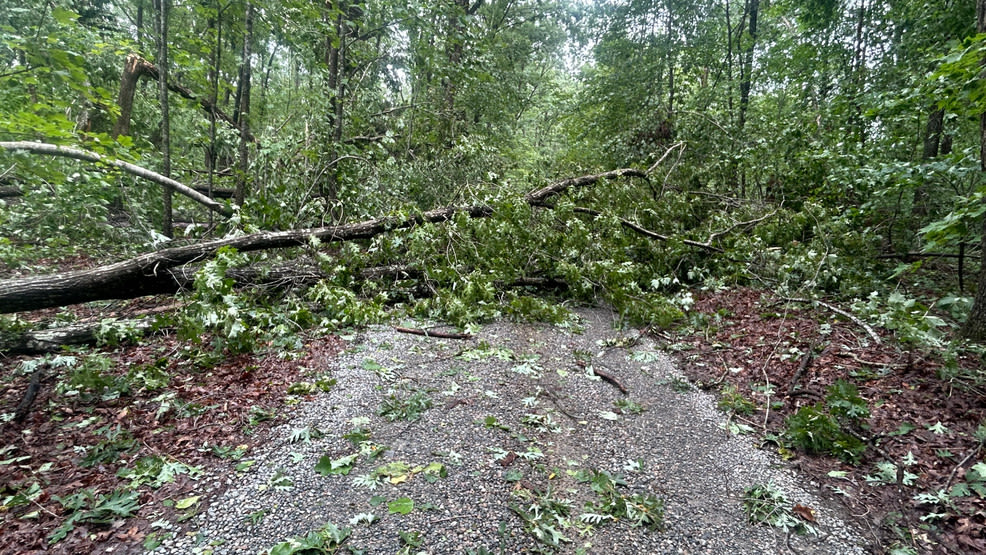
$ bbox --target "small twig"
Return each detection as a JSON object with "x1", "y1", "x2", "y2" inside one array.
[
  {"x1": 787, "y1": 340, "x2": 826, "y2": 397},
  {"x1": 943, "y1": 443, "x2": 983, "y2": 494},
  {"x1": 592, "y1": 365, "x2": 628, "y2": 394},
  {"x1": 782, "y1": 297, "x2": 881, "y2": 345},
  {"x1": 393, "y1": 326, "x2": 472, "y2": 340},
  {"x1": 645, "y1": 141, "x2": 686, "y2": 175},
  {"x1": 835, "y1": 351, "x2": 907, "y2": 370}
]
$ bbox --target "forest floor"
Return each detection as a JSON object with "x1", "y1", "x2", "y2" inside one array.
[{"x1": 0, "y1": 288, "x2": 983, "y2": 554}]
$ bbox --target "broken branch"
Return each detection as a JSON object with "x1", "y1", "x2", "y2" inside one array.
[
  {"x1": 393, "y1": 326, "x2": 473, "y2": 340},
  {"x1": 782, "y1": 297, "x2": 881, "y2": 345},
  {"x1": 0, "y1": 141, "x2": 233, "y2": 217}
]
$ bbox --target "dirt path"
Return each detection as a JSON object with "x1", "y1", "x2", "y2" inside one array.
[{"x1": 155, "y1": 308, "x2": 867, "y2": 554}]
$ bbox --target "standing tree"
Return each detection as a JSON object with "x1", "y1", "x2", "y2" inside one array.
[
  {"x1": 961, "y1": 0, "x2": 986, "y2": 340},
  {"x1": 153, "y1": 0, "x2": 173, "y2": 237}
]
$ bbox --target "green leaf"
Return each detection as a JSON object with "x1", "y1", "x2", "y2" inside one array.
[
  {"x1": 388, "y1": 497, "x2": 414, "y2": 515},
  {"x1": 174, "y1": 495, "x2": 200, "y2": 510},
  {"x1": 51, "y1": 7, "x2": 80, "y2": 25},
  {"x1": 315, "y1": 453, "x2": 358, "y2": 476}
]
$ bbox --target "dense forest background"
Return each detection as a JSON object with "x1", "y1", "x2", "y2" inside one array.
[{"x1": 2, "y1": 0, "x2": 986, "y2": 553}]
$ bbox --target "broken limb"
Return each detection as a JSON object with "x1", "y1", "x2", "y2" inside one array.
[
  {"x1": 0, "y1": 141, "x2": 233, "y2": 217},
  {"x1": 0, "y1": 168, "x2": 644, "y2": 314},
  {"x1": 782, "y1": 297, "x2": 881, "y2": 345},
  {"x1": 393, "y1": 326, "x2": 473, "y2": 340},
  {"x1": 592, "y1": 364, "x2": 629, "y2": 394}
]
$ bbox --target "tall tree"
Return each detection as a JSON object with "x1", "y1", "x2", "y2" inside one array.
[
  {"x1": 153, "y1": 0, "x2": 173, "y2": 237},
  {"x1": 234, "y1": 3, "x2": 253, "y2": 208},
  {"x1": 961, "y1": 0, "x2": 986, "y2": 340}
]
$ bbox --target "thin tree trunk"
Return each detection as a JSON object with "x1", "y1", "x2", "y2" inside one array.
[
  {"x1": 914, "y1": 107, "x2": 945, "y2": 217},
  {"x1": 154, "y1": 0, "x2": 173, "y2": 238},
  {"x1": 235, "y1": 3, "x2": 253, "y2": 208},
  {"x1": 961, "y1": 0, "x2": 986, "y2": 340},
  {"x1": 207, "y1": 2, "x2": 223, "y2": 228}
]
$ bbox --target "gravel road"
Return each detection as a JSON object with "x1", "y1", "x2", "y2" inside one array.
[{"x1": 155, "y1": 307, "x2": 869, "y2": 554}]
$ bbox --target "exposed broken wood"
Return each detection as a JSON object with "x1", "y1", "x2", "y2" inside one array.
[
  {"x1": 394, "y1": 326, "x2": 472, "y2": 339},
  {"x1": 0, "y1": 142, "x2": 233, "y2": 217},
  {"x1": 111, "y1": 53, "x2": 255, "y2": 144},
  {"x1": 0, "y1": 168, "x2": 646, "y2": 314}
]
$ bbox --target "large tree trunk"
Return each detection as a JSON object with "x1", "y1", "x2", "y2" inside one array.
[
  {"x1": 961, "y1": 0, "x2": 986, "y2": 341},
  {"x1": 0, "y1": 169, "x2": 644, "y2": 314}
]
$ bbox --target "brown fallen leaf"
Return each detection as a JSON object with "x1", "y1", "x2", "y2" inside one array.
[
  {"x1": 793, "y1": 503, "x2": 816, "y2": 522},
  {"x1": 498, "y1": 451, "x2": 518, "y2": 467}
]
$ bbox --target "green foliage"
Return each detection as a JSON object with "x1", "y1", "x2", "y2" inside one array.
[
  {"x1": 509, "y1": 487, "x2": 573, "y2": 548},
  {"x1": 718, "y1": 385, "x2": 757, "y2": 416},
  {"x1": 267, "y1": 522, "x2": 352, "y2": 555},
  {"x1": 581, "y1": 469, "x2": 664, "y2": 530},
  {"x1": 784, "y1": 374, "x2": 871, "y2": 464},
  {"x1": 55, "y1": 353, "x2": 130, "y2": 403},
  {"x1": 80, "y1": 426, "x2": 137, "y2": 467},
  {"x1": 783, "y1": 405, "x2": 866, "y2": 464},
  {"x1": 742, "y1": 483, "x2": 808, "y2": 534},
  {"x1": 50, "y1": 489, "x2": 140, "y2": 544},
  {"x1": 825, "y1": 380, "x2": 870, "y2": 421},
  {"x1": 116, "y1": 455, "x2": 202, "y2": 488},
  {"x1": 378, "y1": 388, "x2": 433, "y2": 422}
]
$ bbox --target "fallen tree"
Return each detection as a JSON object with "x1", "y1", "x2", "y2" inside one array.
[
  {"x1": 0, "y1": 168, "x2": 776, "y2": 315},
  {"x1": 0, "y1": 142, "x2": 233, "y2": 217}
]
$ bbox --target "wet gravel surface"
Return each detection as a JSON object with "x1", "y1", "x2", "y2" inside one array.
[{"x1": 155, "y1": 308, "x2": 869, "y2": 554}]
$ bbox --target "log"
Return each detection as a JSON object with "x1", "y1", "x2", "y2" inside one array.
[
  {"x1": 0, "y1": 319, "x2": 156, "y2": 354},
  {"x1": 0, "y1": 142, "x2": 233, "y2": 217},
  {"x1": 0, "y1": 205, "x2": 491, "y2": 313}
]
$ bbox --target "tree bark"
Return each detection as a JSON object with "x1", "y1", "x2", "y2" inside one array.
[
  {"x1": 0, "y1": 142, "x2": 233, "y2": 217},
  {"x1": 914, "y1": 106, "x2": 945, "y2": 217}
]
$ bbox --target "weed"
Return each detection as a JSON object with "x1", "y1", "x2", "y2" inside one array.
[
  {"x1": 56, "y1": 354, "x2": 130, "y2": 402},
  {"x1": 50, "y1": 489, "x2": 140, "y2": 544},
  {"x1": 80, "y1": 425, "x2": 138, "y2": 467},
  {"x1": 783, "y1": 405, "x2": 866, "y2": 464},
  {"x1": 742, "y1": 483, "x2": 807, "y2": 533},
  {"x1": 378, "y1": 388, "x2": 432, "y2": 421},
  {"x1": 613, "y1": 399, "x2": 645, "y2": 415},
  {"x1": 267, "y1": 521, "x2": 352, "y2": 555},
  {"x1": 717, "y1": 385, "x2": 756, "y2": 415}
]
